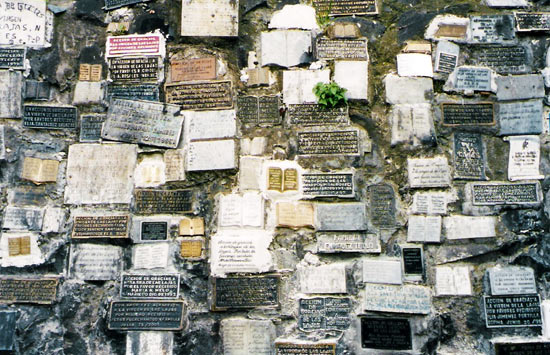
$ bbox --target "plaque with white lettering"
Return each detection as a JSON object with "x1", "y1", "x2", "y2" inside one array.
[
  {"x1": 484, "y1": 295, "x2": 542, "y2": 328},
  {"x1": 140, "y1": 221, "x2": 168, "y2": 241},
  {"x1": 0, "y1": 47, "x2": 25, "y2": 69},
  {"x1": 287, "y1": 104, "x2": 349, "y2": 126},
  {"x1": 165, "y1": 81, "x2": 233, "y2": 110},
  {"x1": 402, "y1": 247, "x2": 424, "y2": 275},
  {"x1": 107, "y1": 84, "x2": 159, "y2": 101},
  {"x1": 470, "y1": 182, "x2": 541, "y2": 206},
  {"x1": 72, "y1": 215, "x2": 130, "y2": 238},
  {"x1": 104, "y1": 0, "x2": 150, "y2": 11},
  {"x1": 495, "y1": 342, "x2": 550, "y2": 355},
  {"x1": 471, "y1": 45, "x2": 530, "y2": 74},
  {"x1": 317, "y1": 233, "x2": 381, "y2": 253},
  {"x1": 297, "y1": 130, "x2": 360, "y2": 155},
  {"x1": 313, "y1": 0, "x2": 378, "y2": 16},
  {"x1": 212, "y1": 276, "x2": 279, "y2": 310},
  {"x1": 80, "y1": 114, "x2": 105, "y2": 143},
  {"x1": 299, "y1": 297, "x2": 351, "y2": 331},
  {"x1": 315, "y1": 38, "x2": 368, "y2": 60},
  {"x1": 442, "y1": 103, "x2": 495, "y2": 126},
  {"x1": 120, "y1": 274, "x2": 180, "y2": 299},
  {"x1": 108, "y1": 301, "x2": 186, "y2": 330},
  {"x1": 0, "y1": 278, "x2": 58, "y2": 304},
  {"x1": 23, "y1": 105, "x2": 77, "y2": 129},
  {"x1": 515, "y1": 12, "x2": 550, "y2": 32},
  {"x1": 453, "y1": 132, "x2": 486, "y2": 180},
  {"x1": 108, "y1": 57, "x2": 159, "y2": 82},
  {"x1": 361, "y1": 318, "x2": 412, "y2": 350},
  {"x1": 275, "y1": 342, "x2": 336, "y2": 355},
  {"x1": 134, "y1": 189, "x2": 194, "y2": 214},
  {"x1": 302, "y1": 173, "x2": 354, "y2": 198}
]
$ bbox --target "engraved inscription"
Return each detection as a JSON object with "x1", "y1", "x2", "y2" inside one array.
[
  {"x1": 361, "y1": 318, "x2": 412, "y2": 350},
  {"x1": 297, "y1": 131, "x2": 359, "y2": 155},
  {"x1": 472, "y1": 46, "x2": 528, "y2": 74},
  {"x1": 165, "y1": 81, "x2": 233, "y2": 110},
  {"x1": 454, "y1": 132, "x2": 485, "y2": 180},
  {"x1": 0, "y1": 48, "x2": 25, "y2": 69},
  {"x1": 213, "y1": 276, "x2": 279, "y2": 310},
  {"x1": 134, "y1": 189, "x2": 194, "y2": 214},
  {"x1": 315, "y1": 38, "x2": 368, "y2": 60},
  {"x1": 302, "y1": 173, "x2": 354, "y2": 197},
  {"x1": 515, "y1": 12, "x2": 550, "y2": 32},
  {"x1": 0, "y1": 278, "x2": 58, "y2": 304},
  {"x1": 108, "y1": 301, "x2": 185, "y2": 330},
  {"x1": 288, "y1": 104, "x2": 349, "y2": 126},
  {"x1": 442, "y1": 103, "x2": 494, "y2": 126},
  {"x1": 299, "y1": 297, "x2": 351, "y2": 331},
  {"x1": 120, "y1": 274, "x2": 179, "y2": 299},
  {"x1": 107, "y1": 84, "x2": 159, "y2": 102},
  {"x1": 23, "y1": 106, "x2": 77, "y2": 129},
  {"x1": 171, "y1": 57, "x2": 216, "y2": 82},
  {"x1": 472, "y1": 183, "x2": 539, "y2": 205},
  {"x1": 484, "y1": 295, "x2": 542, "y2": 328},
  {"x1": 368, "y1": 183, "x2": 395, "y2": 228},
  {"x1": 109, "y1": 57, "x2": 158, "y2": 82},
  {"x1": 72, "y1": 215, "x2": 130, "y2": 238},
  {"x1": 313, "y1": 0, "x2": 377, "y2": 16}
]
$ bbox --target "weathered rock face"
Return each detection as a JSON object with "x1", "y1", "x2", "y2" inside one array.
[{"x1": 2, "y1": 0, "x2": 550, "y2": 354}]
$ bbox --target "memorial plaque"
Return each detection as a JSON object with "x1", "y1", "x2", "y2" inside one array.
[
  {"x1": 497, "y1": 74, "x2": 544, "y2": 101},
  {"x1": 179, "y1": 217, "x2": 204, "y2": 236},
  {"x1": 237, "y1": 96, "x2": 258, "y2": 124},
  {"x1": 102, "y1": 99, "x2": 182, "y2": 148},
  {"x1": 408, "y1": 157, "x2": 451, "y2": 188},
  {"x1": 470, "y1": 15, "x2": 516, "y2": 44},
  {"x1": 276, "y1": 202, "x2": 314, "y2": 228},
  {"x1": 411, "y1": 192, "x2": 448, "y2": 215},
  {"x1": 164, "y1": 149, "x2": 185, "y2": 181},
  {"x1": 403, "y1": 247, "x2": 424, "y2": 275},
  {"x1": 515, "y1": 12, "x2": 550, "y2": 32},
  {"x1": 171, "y1": 57, "x2": 216, "y2": 82},
  {"x1": 133, "y1": 243, "x2": 169, "y2": 269},
  {"x1": 237, "y1": 95, "x2": 280, "y2": 126},
  {"x1": 435, "y1": 24, "x2": 468, "y2": 39},
  {"x1": 316, "y1": 203, "x2": 367, "y2": 231},
  {"x1": 495, "y1": 342, "x2": 550, "y2": 355},
  {"x1": 299, "y1": 297, "x2": 352, "y2": 331},
  {"x1": 0, "y1": 278, "x2": 58, "y2": 304},
  {"x1": 79, "y1": 114, "x2": 105, "y2": 143},
  {"x1": 109, "y1": 57, "x2": 159, "y2": 82},
  {"x1": 69, "y1": 244, "x2": 123, "y2": 281},
  {"x1": 498, "y1": 100, "x2": 543, "y2": 135},
  {"x1": 363, "y1": 259, "x2": 402, "y2": 285},
  {"x1": 261, "y1": 30, "x2": 313, "y2": 68},
  {"x1": 0, "y1": 311, "x2": 16, "y2": 351},
  {"x1": 2, "y1": 206, "x2": 43, "y2": 230},
  {"x1": 165, "y1": 81, "x2": 232, "y2": 110},
  {"x1": 0, "y1": 47, "x2": 25, "y2": 69},
  {"x1": 180, "y1": 0, "x2": 238, "y2": 37},
  {"x1": 364, "y1": 284, "x2": 431, "y2": 314},
  {"x1": 507, "y1": 135, "x2": 543, "y2": 181},
  {"x1": 361, "y1": 318, "x2": 412, "y2": 350},
  {"x1": 435, "y1": 41, "x2": 459, "y2": 74},
  {"x1": 489, "y1": 267, "x2": 536, "y2": 296},
  {"x1": 104, "y1": 0, "x2": 150, "y2": 10},
  {"x1": 141, "y1": 221, "x2": 168, "y2": 241},
  {"x1": 315, "y1": 38, "x2": 368, "y2": 60},
  {"x1": 484, "y1": 295, "x2": 542, "y2": 328},
  {"x1": 108, "y1": 301, "x2": 185, "y2": 330},
  {"x1": 442, "y1": 103, "x2": 495, "y2": 126},
  {"x1": 267, "y1": 168, "x2": 297, "y2": 192},
  {"x1": 0, "y1": 0, "x2": 48, "y2": 47},
  {"x1": 302, "y1": 173, "x2": 354, "y2": 198},
  {"x1": 25, "y1": 80, "x2": 50, "y2": 100},
  {"x1": 472, "y1": 46, "x2": 529, "y2": 74},
  {"x1": 313, "y1": 0, "x2": 377, "y2": 16},
  {"x1": 407, "y1": 215, "x2": 442, "y2": 243},
  {"x1": 287, "y1": 104, "x2": 349, "y2": 126},
  {"x1": 186, "y1": 139, "x2": 236, "y2": 171},
  {"x1": 134, "y1": 189, "x2": 193, "y2": 214},
  {"x1": 221, "y1": 318, "x2": 275, "y2": 355},
  {"x1": 79, "y1": 64, "x2": 102, "y2": 81},
  {"x1": 185, "y1": 109, "x2": 236, "y2": 141},
  {"x1": 72, "y1": 215, "x2": 130, "y2": 238},
  {"x1": 180, "y1": 239, "x2": 203, "y2": 258},
  {"x1": 297, "y1": 130, "x2": 360, "y2": 155},
  {"x1": 21, "y1": 157, "x2": 59, "y2": 184},
  {"x1": 212, "y1": 276, "x2": 279, "y2": 310},
  {"x1": 454, "y1": 67, "x2": 492, "y2": 92},
  {"x1": 317, "y1": 233, "x2": 381, "y2": 253},
  {"x1": 120, "y1": 274, "x2": 179, "y2": 299},
  {"x1": 275, "y1": 342, "x2": 336, "y2": 355},
  {"x1": 106, "y1": 34, "x2": 164, "y2": 57},
  {"x1": 435, "y1": 266, "x2": 472, "y2": 296},
  {"x1": 7, "y1": 236, "x2": 30, "y2": 256},
  {"x1": 0, "y1": 71, "x2": 22, "y2": 118},
  {"x1": 453, "y1": 132, "x2": 486, "y2": 180},
  {"x1": 300, "y1": 264, "x2": 347, "y2": 294},
  {"x1": 23, "y1": 105, "x2": 77, "y2": 129},
  {"x1": 368, "y1": 183, "x2": 395, "y2": 228},
  {"x1": 471, "y1": 182, "x2": 540, "y2": 206},
  {"x1": 108, "y1": 84, "x2": 160, "y2": 101}
]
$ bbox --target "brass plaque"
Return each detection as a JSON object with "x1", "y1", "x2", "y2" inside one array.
[
  {"x1": 79, "y1": 64, "x2": 91, "y2": 81},
  {"x1": 8, "y1": 236, "x2": 31, "y2": 257},
  {"x1": 0, "y1": 278, "x2": 58, "y2": 304},
  {"x1": 171, "y1": 57, "x2": 216, "y2": 82},
  {"x1": 90, "y1": 64, "x2": 102, "y2": 81},
  {"x1": 267, "y1": 167, "x2": 283, "y2": 191},
  {"x1": 181, "y1": 240, "x2": 203, "y2": 258},
  {"x1": 435, "y1": 24, "x2": 467, "y2": 38},
  {"x1": 283, "y1": 168, "x2": 298, "y2": 191}
]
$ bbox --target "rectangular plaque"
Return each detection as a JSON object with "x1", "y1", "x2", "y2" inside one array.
[
  {"x1": 498, "y1": 100, "x2": 543, "y2": 135},
  {"x1": 107, "y1": 84, "x2": 159, "y2": 101},
  {"x1": 368, "y1": 183, "x2": 396, "y2": 228},
  {"x1": 104, "y1": 0, "x2": 150, "y2": 10},
  {"x1": 186, "y1": 139, "x2": 236, "y2": 171},
  {"x1": 106, "y1": 34, "x2": 164, "y2": 57},
  {"x1": 317, "y1": 232, "x2": 381, "y2": 253},
  {"x1": 140, "y1": 221, "x2": 168, "y2": 241},
  {"x1": 470, "y1": 15, "x2": 516, "y2": 44},
  {"x1": 0, "y1": 0, "x2": 48, "y2": 47},
  {"x1": 25, "y1": 81, "x2": 50, "y2": 101},
  {"x1": 70, "y1": 244, "x2": 123, "y2": 281},
  {"x1": 0, "y1": 311, "x2": 16, "y2": 351},
  {"x1": 299, "y1": 297, "x2": 351, "y2": 331},
  {"x1": 276, "y1": 342, "x2": 336, "y2": 354},
  {"x1": 23, "y1": 105, "x2": 77, "y2": 129},
  {"x1": 455, "y1": 67, "x2": 492, "y2": 91},
  {"x1": 21, "y1": 157, "x2": 59, "y2": 184},
  {"x1": 316, "y1": 203, "x2": 367, "y2": 231},
  {"x1": 361, "y1": 318, "x2": 412, "y2": 350},
  {"x1": 484, "y1": 295, "x2": 542, "y2": 328},
  {"x1": 471, "y1": 182, "x2": 540, "y2": 205},
  {"x1": 442, "y1": 103, "x2": 494, "y2": 126},
  {"x1": 109, "y1": 57, "x2": 158, "y2": 82},
  {"x1": 403, "y1": 247, "x2": 424, "y2": 275},
  {"x1": 489, "y1": 267, "x2": 537, "y2": 296},
  {"x1": 302, "y1": 173, "x2": 354, "y2": 198},
  {"x1": 313, "y1": 0, "x2": 377, "y2": 16},
  {"x1": 515, "y1": 12, "x2": 550, "y2": 32},
  {"x1": 72, "y1": 215, "x2": 130, "y2": 238},
  {"x1": 79, "y1": 64, "x2": 102, "y2": 81},
  {"x1": 102, "y1": 99, "x2": 182, "y2": 148},
  {"x1": 297, "y1": 130, "x2": 360, "y2": 155},
  {"x1": 237, "y1": 95, "x2": 281, "y2": 126},
  {"x1": 180, "y1": 0, "x2": 238, "y2": 37},
  {"x1": 364, "y1": 284, "x2": 431, "y2": 314},
  {"x1": 453, "y1": 132, "x2": 486, "y2": 180},
  {"x1": 0, "y1": 47, "x2": 25, "y2": 69},
  {"x1": 165, "y1": 81, "x2": 233, "y2": 110},
  {"x1": 315, "y1": 38, "x2": 368, "y2": 60},
  {"x1": 108, "y1": 301, "x2": 185, "y2": 330},
  {"x1": 171, "y1": 57, "x2": 216, "y2": 82},
  {"x1": 287, "y1": 104, "x2": 349, "y2": 126},
  {"x1": 80, "y1": 114, "x2": 105, "y2": 143},
  {"x1": 120, "y1": 274, "x2": 180, "y2": 299},
  {"x1": 180, "y1": 239, "x2": 203, "y2": 258},
  {"x1": 0, "y1": 278, "x2": 58, "y2": 304},
  {"x1": 435, "y1": 24, "x2": 467, "y2": 38},
  {"x1": 8, "y1": 236, "x2": 30, "y2": 256},
  {"x1": 408, "y1": 157, "x2": 451, "y2": 188},
  {"x1": 495, "y1": 342, "x2": 550, "y2": 355},
  {"x1": 472, "y1": 46, "x2": 529, "y2": 74},
  {"x1": 212, "y1": 276, "x2": 279, "y2": 310},
  {"x1": 134, "y1": 189, "x2": 193, "y2": 214},
  {"x1": 179, "y1": 217, "x2": 204, "y2": 236}
]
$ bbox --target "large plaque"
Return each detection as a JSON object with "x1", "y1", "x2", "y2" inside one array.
[
  {"x1": 471, "y1": 183, "x2": 540, "y2": 205},
  {"x1": 453, "y1": 132, "x2": 485, "y2": 180},
  {"x1": 120, "y1": 274, "x2": 180, "y2": 299},
  {"x1": 0, "y1": 278, "x2": 58, "y2": 304},
  {"x1": 69, "y1": 244, "x2": 123, "y2": 281},
  {"x1": 498, "y1": 100, "x2": 543, "y2": 135},
  {"x1": 313, "y1": 0, "x2": 377, "y2": 16},
  {"x1": 0, "y1": 0, "x2": 48, "y2": 47},
  {"x1": 134, "y1": 189, "x2": 194, "y2": 214},
  {"x1": 107, "y1": 84, "x2": 159, "y2": 101},
  {"x1": 171, "y1": 57, "x2": 216, "y2": 82},
  {"x1": 275, "y1": 342, "x2": 336, "y2": 354},
  {"x1": 298, "y1": 297, "x2": 351, "y2": 331},
  {"x1": 212, "y1": 276, "x2": 279, "y2": 310},
  {"x1": 302, "y1": 173, "x2": 354, "y2": 198},
  {"x1": 165, "y1": 81, "x2": 233, "y2": 110},
  {"x1": 470, "y1": 15, "x2": 516, "y2": 44},
  {"x1": 315, "y1": 38, "x2": 368, "y2": 60},
  {"x1": 104, "y1": 0, "x2": 150, "y2": 10},
  {"x1": 317, "y1": 233, "x2": 381, "y2": 253},
  {"x1": 79, "y1": 114, "x2": 105, "y2": 143},
  {"x1": 72, "y1": 215, "x2": 130, "y2": 238},
  {"x1": 489, "y1": 267, "x2": 536, "y2": 296},
  {"x1": 442, "y1": 103, "x2": 494, "y2": 126},
  {"x1": 368, "y1": 183, "x2": 395, "y2": 228},
  {"x1": 471, "y1": 46, "x2": 529, "y2": 74},
  {"x1": 0, "y1": 47, "x2": 25, "y2": 69},
  {"x1": 515, "y1": 12, "x2": 550, "y2": 32},
  {"x1": 495, "y1": 342, "x2": 550, "y2": 355},
  {"x1": 236, "y1": 95, "x2": 280, "y2": 126},
  {"x1": 408, "y1": 157, "x2": 451, "y2": 188},
  {"x1": 287, "y1": 104, "x2": 349, "y2": 126},
  {"x1": 108, "y1": 301, "x2": 186, "y2": 330},
  {"x1": 361, "y1": 318, "x2": 412, "y2": 350},
  {"x1": 484, "y1": 295, "x2": 542, "y2": 328},
  {"x1": 297, "y1": 130, "x2": 360, "y2": 155},
  {"x1": 140, "y1": 221, "x2": 168, "y2": 241},
  {"x1": 23, "y1": 105, "x2": 77, "y2": 129},
  {"x1": 109, "y1": 57, "x2": 158, "y2": 82}
]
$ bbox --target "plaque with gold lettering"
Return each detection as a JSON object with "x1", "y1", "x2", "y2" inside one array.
[
  {"x1": 180, "y1": 239, "x2": 203, "y2": 258},
  {"x1": 267, "y1": 167, "x2": 283, "y2": 192},
  {"x1": 171, "y1": 57, "x2": 216, "y2": 82},
  {"x1": 72, "y1": 215, "x2": 130, "y2": 238},
  {"x1": 165, "y1": 81, "x2": 233, "y2": 111},
  {"x1": 8, "y1": 236, "x2": 31, "y2": 256},
  {"x1": 179, "y1": 217, "x2": 204, "y2": 236},
  {"x1": 435, "y1": 24, "x2": 468, "y2": 39},
  {"x1": 0, "y1": 278, "x2": 59, "y2": 304}
]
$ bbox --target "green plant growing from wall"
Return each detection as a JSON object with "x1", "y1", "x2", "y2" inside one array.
[{"x1": 313, "y1": 82, "x2": 348, "y2": 109}]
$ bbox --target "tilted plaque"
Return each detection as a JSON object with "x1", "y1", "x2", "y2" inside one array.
[
  {"x1": 104, "y1": 0, "x2": 150, "y2": 11},
  {"x1": 108, "y1": 301, "x2": 186, "y2": 330},
  {"x1": 471, "y1": 46, "x2": 530, "y2": 74}
]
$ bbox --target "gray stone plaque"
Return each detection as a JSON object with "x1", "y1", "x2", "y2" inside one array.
[
  {"x1": 302, "y1": 173, "x2": 354, "y2": 198},
  {"x1": 109, "y1": 57, "x2": 158, "y2": 82},
  {"x1": 484, "y1": 295, "x2": 542, "y2": 328},
  {"x1": 23, "y1": 105, "x2": 77, "y2": 129},
  {"x1": 455, "y1": 67, "x2": 492, "y2": 91},
  {"x1": 489, "y1": 267, "x2": 536, "y2": 296},
  {"x1": 364, "y1": 284, "x2": 431, "y2": 314},
  {"x1": 120, "y1": 274, "x2": 180, "y2": 299},
  {"x1": 107, "y1": 84, "x2": 159, "y2": 102},
  {"x1": 315, "y1": 38, "x2": 368, "y2": 60},
  {"x1": 0, "y1": 70, "x2": 22, "y2": 118},
  {"x1": 299, "y1": 297, "x2": 352, "y2": 331},
  {"x1": 495, "y1": 342, "x2": 550, "y2": 355},
  {"x1": 313, "y1": 0, "x2": 378, "y2": 16},
  {"x1": 108, "y1": 301, "x2": 186, "y2": 330},
  {"x1": 0, "y1": 311, "x2": 16, "y2": 351},
  {"x1": 368, "y1": 183, "x2": 396, "y2": 228},
  {"x1": 288, "y1": 104, "x2": 349, "y2": 126},
  {"x1": 315, "y1": 203, "x2": 367, "y2": 231},
  {"x1": 2, "y1": 206, "x2": 43, "y2": 231},
  {"x1": 496, "y1": 74, "x2": 545, "y2": 101},
  {"x1": 470, "y1": 182, "x2": 541, "y2": 205},
  {"x1": 442, "y1": 103, "x2": 495, "y2": 126},
  {"x1": 471, "y1": 45, "x2": 530, "y2": 74},
  {"x1": 79, "y1": 114, "x2": 105, "y2": 143},
  {"x1": 0, "y1": 47, "x2": 25, "y2": 69},
  {"x1": 69, "y1": 244, "x2": 123, "y2": 281},
  {"x1": 25, "y1": 80, "x2": 50, "y2": 100},
  {"x1": 317, "y1": 233, "x2": 381, "y2": 253},
  {"x1": 470, "y1": 15, "x2": 516, "y2": 44},
  {"x1": 515, "y1": 12, "x2": 550, "y2": 32},
  {"x1": 498, "y1": 100, "x2": 543, "y2": 135},
  {"x1": 297, "y1": 130, "x2": 360, "y2": 155},
  {"x1": 453, "y1": 132, "x2": 486, "y2": 180}
]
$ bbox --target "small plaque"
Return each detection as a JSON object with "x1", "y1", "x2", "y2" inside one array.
[
  {"x1": 435, "y1": 24, "x2": 467, "y2": 38},
  {"x1": 72, "y1": 215, "x2": 130, "y2": 238},
  {"x1": 316, "y1": 203, "x2": 367, "y2": 231},
  {"x1": 489, "y1": 267, "x2": 536, "y2": 296},
  {"x1": 363, "y1": 259, "x2": 402, "y2": 285},
  {"x1": 313, "y1": 0, "x2": 377, "y2": 16},
  {"x1": 79, "y1": 64, "x2": 91, "y2": 81},
  {"x1": 454, "y1": 67, "x2": 492, "y2": 92},
  {"x1": 212, "y1": 276, "x2": 279, "y2": 310},
  {"x1": 368, "y1": 183, "x2": 395, "y2": 228},
  {"x1": 0, "y1": 71, "x2": 23, "y2": 118},
  {"x1": 107, "y1": 84, "x2": 160, "y2": 101},
  {"x1": 515, "y1": 12, "x2": 550, "y2": 32},
  {"x1": 275, "y1": 342, "x2": 336, "y2": 354},
  {"x1": 403, "y1": 247, "x2": 424, "y2": 275},
  {"x1": 364, "y1": 284, "x2": 431, "y2": 314},
  {"x1": 315, "y1": 38, "x2": 368, "y2": 60},
  {"x1": 442, "y1": 103, "x2": 495, "y2": 126},
  {"x1": 104, "y1": 0, "x2": 150, "y2": 10},
  {"x1": 141, "y1": 221, "x2": 168, "y2": 241},
  {"x1": 0, "y1": 47, "x2": 25, "y2": 69},
  {"x1": 277, "y1": 202, "x2": 314, "y2": 228},
  {"x1": 0, "y1": 311, "x2": 16, "y2": 351},
  {"x1": 317, "y1": 232, "x2": 381, "y2": 253},
  {"x1": 106, "y1": 34, "x2": 164, "y2": 57},
  {"x1": 408, "y1": 157, "x2": 451, "y2": 188},
  {"x1": 7, "y1": 236, "x2": 31, "y2": 256},
  {"x1": 179, "y1": 217, "x2": 204, "y2": 236},
  {"x1": 69, "y1": 244, "x2": 123, "y2": 281},
  {"x1": 297, "y1": 130, "x2": 360, "y2": 155},
  {"x1": 171, "y1": 57, "x2": 216, "y2": 82},
  {"x1": 221, "y1": 319, "x2": 275, "y2": 355},
  {"x1": 80, "y1": 114, "x2": 105, "y2": 143},
  {"x1": 236, "y1": 95, "x2": 281, "y2": 126},
  {"x1": 484, "y1": 295, "x2": 542, "y2": 328},
  {"x1": 302, "y1": 173, "x2": 354, "y2": 198},
  {"x1": 470, "y1": 15, "x2": 516, "y2": 44},
  {"x1": 165, "y1": 81, "x2": 233, "y2": 110},
  {"x1": 134, "y1": 189, "x2": 194, "y2": 214},
  {"x1": 453, "y1": 132, "x2": 486, "y2": 180},
  {"x1": 23, "y1": 105, "x2": 77, "y2": 129},
  {"x1": 180, "y1": 239, "x2": 203, "y2": 258},
  {"x1": 120, "y1": 274, "x2": 180, "y2": 299},
  {"x1": 24, "y1": 80, "x2": 50, "y2": 100},
  {"x1": 90, "y1": 64, "x2": 102, "y2": 81},
  {"x1": 471, "y1": 182, "x2": 541, "y2": 205},
  {"x1": 0, "y1": 278, "x2": 58, "y2": 304},
  {"x1": 507, "y1": 135, "x2": 543, "y2": 181},
  {"x1": 108, "y1": 301, "x2": 186, "y2": 330},
  {"x1": 180, "y1": 0, "x2": 238, "y2": 37},
  {"x1": 21, "y1": 157, "x2": 59, "y2": 184},
  {"x1": 299, "y1": 297, "x2": 352, "y2": 331},
  {"x1": 361, "y1": 318, "x2": 412, "y2": 350},
  {"x1": 186, "y1": 140, "x2": 236, "y2": 171},
  {"x1": 109, "y1": 57, "x2": 158, "y2": 82},
  {"x1": 407, "y1": 215, "x2": 442, "y2": 243},
  {"x1": 495, "y1": 342, "x2": 550, "y2": 355},
  {"x1": 287, "y1": 104, "x2": 349, "y2": 126},
  {"x1": 300, "y1": 264, "x2": 346, "y2": 294},
  {"x1": 498, "y1": 100, "x2": 543, "y2": 135}
]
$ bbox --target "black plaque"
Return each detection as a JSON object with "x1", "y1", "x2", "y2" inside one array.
[
  {"x1": 288, "y1": 104, "x2": 349, "y2": 126},
  {"x1": 297, "y1": 130, "x2": 360, "y2": 155},
  {"x1": 0, "y1": 311, "x2": 16, "y2": 351},
  {"x1": 315, "y1": 38, "x2": 368, "y2": 60},
  {"x1": 402, "y1": 247, "x2": 423, "y2": 275},
  {"x1": 134, "y1": 189, "x2": 194, "y2": 214},
  {"x1": 104, "y1": 0, "x2": 150, "y2": 10},
  {"x1": 80, "y1": 115, "x2": 105, "y2": 143},
  {"x1": 120, "y1": 274, "x2": 179, "y2": 299},
  {"x1": 313, "y1": 0, "x2": 377, "y2": 16},
  {"x1": 72, "y1": 215, "x2": 130, "y2": 238},
  {"x1": 471, "y1": 46, "x2": 529, "y2": 74},
  {"x1": 141, "y1": 221, "x2": 168, "y2": 241},
  {"x1": 437, "y1": 53, "x2": 458, "y2": 74},
  {"x1": 23, "y1": 105, "x2": 77, "y2": 129},
  {"x1": 453, "y1": 132, "x2": 485, "y2": 180},
  {"x1": 442, "y1": 103, "x2": 495, "y2": 126},
  {"x1": 236, "y1": 96, "x2": 258, "y2": 124},
  {"x1": 0, "y1": 278, "x2": 58, "y2": 304},
  {"x1": 107, "y1": 84, "x2": 160, "y2": 101},
  {"x1": 302, "y1": 173, "x2": 354, "y2": 197},
  {"x1": 495, "y1": 342, "x2": 550, "y2": 355},
  {"x1": 165, "y1": 81, "x2": 233, "y2": 110},
  {"x1": 0, "y1": 47, "x2": 25, "y2": 69},
  {"x1": 109, "y1": 57, "x2": 158, "y2": 82},
  {"x1": 237, "y1": 95, "x2": 280, "y2": 126},
  {"x1": 368, "y1": 183, "x2": 395, "y2": 228},
  {"x1": 276, "y1": 343, "x2": 336, "y2": 354},
  {"x1": 515, "y1": 12, "x2": 550, "y2": 32},
  {"x1": 108, "y1": 301, "x2": 185, "y2": 330},
  {"x1": 299, "y1": 297, "x2": 351, "y2": 331},
  {"x1": 361, "y1": 318, "x2": 412, "y2": 350},
  {"x1": 213, "y1": 276, "x2": 279, "y2": 310},
  {"x1": 24, "y1": 81, "x2": 50, "y2": 100},
  {"x1": 484, "y1": 295, "x2": 542, "y2": 328},
  {"x1": 472, "y1": 183, "x2": 539, "y2": 205}
]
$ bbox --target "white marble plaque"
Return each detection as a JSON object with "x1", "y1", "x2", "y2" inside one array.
[
  {"x1": 164, "y1": 149, "x2": 185, "y2": 182},
  {"x1": 126, "y1": 332, "x2": 173, "y2": 355},
  {"x1": 315, "y1": 203, "x2": 367, "y2": 231},
  {"x1": 411, "y1": 192, "x2": 448, "y2": 215},
  {"x1": 64, "y1": 144, "x2": 137, "y2": 205},
  {"x1": 282, "y1": 70, "x2": 330, "y2": 105},
  {"x1": 317, "y1": 233, "x2": 381, "y2": 253},
  {"x1": 0, "y1": 232, "x2": 43, "y2": 268},
  {"x1": 186, "y1": 140, "x2": 236, "y2": 171},
  {"x1": 0, "y1": 125, "x2": 5, "y2": 160},
  {"x1": 70, "y1": 244, "x2": 123, "y2": 280},
  {"x1": 134, "y1": 153, "x2": 166, "y2": 188},
  {"x1": 0, "y1": 0, "x2": 48, "y2": 47},
  {"x1": 334, "y1": 60, "x2": 368, "y2": 100},
  {"x1": 407, "y1": 215, "x2": 442, "y2": 243},
  {"x1": 485, "y1": 0, "x2": 529, "y2": 7},
  {"x1": 385, "y1": 74, "x2": 433, "y2": 104},
  {"x1": 444, "y1": 216, "x2": 496, "y2": 240},
  {"x1": 469, "y1": 15, "x2": 516, "y2": 44},
  {"x1": 408, "y1": 157, "x2": 451, "y2": 188},
  {"x1": 2, "y1": 206, "x2": 43, "y2": 231},
  {"x1": 42, "y1": 207, "x2": 65, "y2": 234},
  {"x1": 268, "y1": 4, "x2": 319, "y2": 30},
  {"x1": 506, "y1": 135, "x2": 544, "y2": 181},
  {"x1": 132, "y1": 243, "x2": 169, "y2": 269},
  {"x1": 0, "y1": 70, "x2": 23, "y2": 118},
  {"x1": 219, "y1": 192, "x2": 263, "y2": 228},
  {"x1": 363, "y1": 284, "x2": 431, "y2": 314},
  {"x1": 363, "y1": 259, "x2": 402, "y2": 285},
  {"x1": 180, "y1": 0, "x2": 238, "y2": 37},
  {"x1": 261, "y1": 30, "x2": 312, "y2": 68},
  {"x1": 397, "y1": 53, "x2": 433, "y2": 77},
  {"x1": 299, "y1": 264, "x2": 347, "y2": 294},
  {"x1": 435, "y1": 266, "x2": 472, "y2": 296},
  {"x1": 239, "y1": 156, "x2": 263, "y2": 191},
  {"x1": 450, "y1": 66, "x2": 494, "y2": 92},
  {"x1": 221, "y1": 318, "x2": 275, "y2": 355},
  {"x1": 184, "y1": 109, "x2": 236, "y2": 141},
  {"x1": 489, "y1": 267, "x2": 536, "y2": 296},
  {"x1": 390, "y1": 103, "x2": 434, "y2": 146}
]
